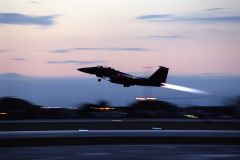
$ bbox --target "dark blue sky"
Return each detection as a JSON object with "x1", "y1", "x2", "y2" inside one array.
[{"x1": 0, "y1": 73, "x2": 239, "y2": 107}]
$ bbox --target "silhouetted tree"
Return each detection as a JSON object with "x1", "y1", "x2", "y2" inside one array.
[
  {"x1": 0, "y1": 97, "x2": 41, "y2": 119},
  {"x1": 97, "y1": 100, "x2": 110, "y2": 107}
]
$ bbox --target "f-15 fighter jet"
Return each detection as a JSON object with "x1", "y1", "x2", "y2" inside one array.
[{"x1": 77, "y1": 66, "x2": 168, "y2": 87}]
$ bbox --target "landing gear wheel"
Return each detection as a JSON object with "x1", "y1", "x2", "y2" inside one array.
[{"x1": 98, "y1": 79, "x2": 101, "y2": 82}]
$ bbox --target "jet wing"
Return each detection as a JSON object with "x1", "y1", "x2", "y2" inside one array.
[
  {"x1": 119, "y1": 72, "x2": 138, "y2": 79},
  {"x1": 108, "y1": 71, "x2": 146, "y2": 86}
]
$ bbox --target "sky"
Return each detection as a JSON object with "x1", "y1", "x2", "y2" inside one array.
[
  {"x1": 0, "y1": 0, "x2": 240, "y2": 77},
  {"x1": 0, "y1": 0, "x2": 240, "y2": 106}
]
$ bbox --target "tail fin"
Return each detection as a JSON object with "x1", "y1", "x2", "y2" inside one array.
[{"x1": 148, "y1": 66, "x2": 169, "y2": 85}]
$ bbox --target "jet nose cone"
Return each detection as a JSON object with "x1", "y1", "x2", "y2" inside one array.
[
  {"x1": 77, "y1": 67, "x2": 88, "y2": 73},
  {"x1": 77, "y1": 67, "x2": 96, "y2": 74},
  {"x1": 77, "y1": 68, "x2": 84, "y2": 72}
]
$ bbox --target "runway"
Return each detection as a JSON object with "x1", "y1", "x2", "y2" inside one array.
[
  {"x1": 1, "y1": 130, "x2": 240, "y2": 146},
  {"x1": 1, "y1": 130, "x2": 240, "y2": 138},
  {"x1": 1, "y1": 122, "x2": 240, "y2": 159},
  {"x1": 1, "y1": 119, "x2": 240, "y2": 131}
]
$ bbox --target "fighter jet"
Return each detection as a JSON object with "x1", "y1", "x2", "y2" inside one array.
[{"x1": 77, "y1": 66, "x2": 168, "y2": 87}]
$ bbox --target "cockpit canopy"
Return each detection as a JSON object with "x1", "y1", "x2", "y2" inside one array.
[{"x1": 97, "y1": 65, "x2": 113, "y2": 70}]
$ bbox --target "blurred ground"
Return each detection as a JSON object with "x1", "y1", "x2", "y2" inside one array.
[{"x1": 1, "y1": 145, "x2": 240, "y2": 160}]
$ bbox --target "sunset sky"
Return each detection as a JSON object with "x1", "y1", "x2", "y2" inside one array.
[{"x1": 1, "y1": 0, "x2": 240, "y2": 77}]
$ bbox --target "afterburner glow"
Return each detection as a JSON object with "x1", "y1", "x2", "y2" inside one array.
[{"x1": 162, "y1": 83, "x2": 209, "y2": 95}]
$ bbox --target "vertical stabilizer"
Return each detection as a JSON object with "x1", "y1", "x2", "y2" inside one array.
[{"x1": 148, "y1": 66, "x2": 169, "y2": 85}]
